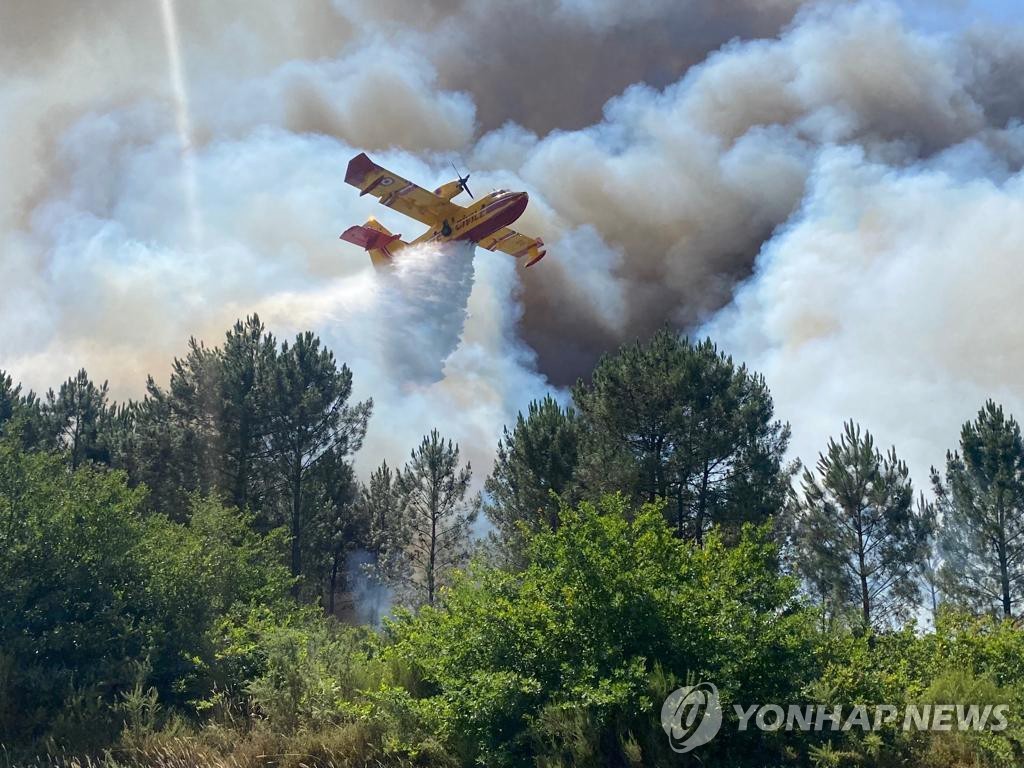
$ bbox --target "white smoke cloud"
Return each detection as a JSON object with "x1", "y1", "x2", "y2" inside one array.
[
  {"x1": 706, "y1": 142, "x2": 1024, "y2": 481},
  {"x1": 4, "y1": 0, "x2": 1024, "y2": 498},
  {"x1": 2, "y1": 112, "x2": 547, "y2": 476}
]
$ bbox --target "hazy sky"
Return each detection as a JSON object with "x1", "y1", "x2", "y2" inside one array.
[
  {"x1": 901, "y1": 0, "x2": 1020, "y2": 29},
  {"x1": 3, "y1": 0, "x2": 1024, "y2": 489}
]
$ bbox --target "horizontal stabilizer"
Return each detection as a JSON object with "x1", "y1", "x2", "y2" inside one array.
[{"x1": 339, "y1": 224, "x2": 402, "y2": 252}]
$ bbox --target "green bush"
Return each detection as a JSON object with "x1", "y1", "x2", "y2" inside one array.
[
  {"x1": 244, "y1": 619, "x2": 381, "y2": 732},
  {"x1": 0, "y1": 443, "x2": 294, "y2": 750},
  {"x1": 804, "y1": 613, "x2": 1024, "y2": 767},
  {"x1": 383, "y1": 494, "x2": 818, "y2": 766}
]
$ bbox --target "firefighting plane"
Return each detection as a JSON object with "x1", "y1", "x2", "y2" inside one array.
[{"x1": 340, "y1": 152, "x2": 546, "y2": 269}]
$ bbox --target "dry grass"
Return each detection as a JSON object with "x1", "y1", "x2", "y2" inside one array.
[{"x1": 1, "y1": 723, "x2": 441, "y2": 768}]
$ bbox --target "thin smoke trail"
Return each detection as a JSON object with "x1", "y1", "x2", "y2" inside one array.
[{"x1": 158, "y1": 0, "x2": 203, "y2": 247}]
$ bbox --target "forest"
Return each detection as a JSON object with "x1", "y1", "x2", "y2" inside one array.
[{"x1": 2, "y1": 316, "x2": 1023, "y2": 767}]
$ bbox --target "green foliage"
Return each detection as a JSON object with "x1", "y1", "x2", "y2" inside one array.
[
  {"x1": 384, "y1": 494, "x2": 816, "y2": 766},
  {"x1": 917, "y1": 668, "x2": 1021, "y2": 768},
  {"x1": 41, "y1": 369, "x2": 112, "y2": 469},
  {"x1": 933, "y1": 400, "x2": 1024, "y2": 619},
  {"x1": 244, "y1": 619, "x2": 381, "y2": 733},
  {"x1": 0, "y1": 446, "x2": 150, "y2": 745},
  {"x1": 572, "y1": 329, "x2": 794, "y2": 543},
  {"x1": 392, "y1": 431, "x2": 477, "y2": 608},
  {"x1": 795, "y1": 421, "x2": 932, "y2": 630},
  {"x1": 0, "y1": 442, "x2": 295, "y2": 749},
  {"x1": 484, "y1": 395, "x2": 581, "y2": 556},
  {"x1": 801, "y1": 609, "x2": 1024, "y2": 767}
]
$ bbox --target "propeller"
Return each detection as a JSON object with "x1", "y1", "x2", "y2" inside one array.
[{"x1": 451, "y1": 161, "x2": 473, "y2": 199}]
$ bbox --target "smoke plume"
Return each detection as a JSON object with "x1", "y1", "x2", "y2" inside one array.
[{"x1": 3, "y1": 0, "x2": 1024, "y2": 488}]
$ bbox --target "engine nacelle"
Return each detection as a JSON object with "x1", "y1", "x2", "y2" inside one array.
[{"x1": 433, "y1": 180, "x2": 465, "y2": 201}]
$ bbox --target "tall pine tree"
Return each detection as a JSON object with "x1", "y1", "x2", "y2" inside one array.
[
  {"x1": 218, "y1": 316, "x2": 277, "y2": 514},
  {"x1": 0, "y1": 371, "x2": 45, "y2": 449},
  {"x1": 261, "y1": 331, "x2": 372, "y2": 587},
  {"x1": 42, "y1": 369, "x2": 112, "y2": 469},
  {"x1": 307, "y1": 448, "x2": 365, "y2": 615},
  {"x1": 933, "y1": 401, "x2": 1024, "y2": 619},
  {"x1": 0, "y1": 371, "x2": 18, "y2": 430},
  {"x1": 795, "y1": 421, "x2": 931, "y2": 630},
  {"x1": 395, "y1": 431, "x2": 477, "y2": 607},
  {"x1": 362, "y1": 461, "x2": 407, "y2": 591},
  {"x1": 485, "y1": 395, "x2": 580, "y2": 551},
  {"x1": 573, "y1": 330, "x2": 792, "y2": 543}
]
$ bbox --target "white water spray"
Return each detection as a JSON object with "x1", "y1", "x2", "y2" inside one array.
[{"x1": 158, "y1": 0, "x2": 203, "y2": 247}]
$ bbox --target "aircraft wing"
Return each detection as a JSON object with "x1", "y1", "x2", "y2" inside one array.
[
  {"x1": 478, "y1": 227, "x2": 547, "y2": 267},
  {"x1": 345, "y1": 153, "x2": 459, "y2": 226}
]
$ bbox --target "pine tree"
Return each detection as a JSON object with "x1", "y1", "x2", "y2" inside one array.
[
  {"x1": 42, "y1": 369, "x2": 112, "y2": 469},
  {"x1": 261, "y1": 331, "x2": 372, "y2": 588},
  {"x1": 932, "y1": 401, "x2": 1024, "y2": 619},
  {"x1": 0, "y1": 371, "x2": 18, "y2": 430},
  {"x1": 102, "y1": 402, "x2": 138, "y2": 476},
  {"x1": 362, "y1": 461, "x2": 407, "y2": 584},
  {"x1": 572, "y1": 330, "x2": 793, "y2": 543},
  {"x1": 796, "y1": 421, "x2": 931, "y2": 630},
  {"x1": 485, "y1": 396, "x2": 580, "y2": 551},
  {"x1": 124, "y1": 380, "x2": 204, "y2": 519},
  {"x1": 349, "y1": 461, "x2": 410, "y2": 622},
  {"x1": 909, "y1": 494, "x2": 942, "y2": 627},
  {"x1": 0, "y1": 372, "x2": 45, "y2": 449},
  {"x1": 218, "y1": 315, "x2": 277, "y2": 514},
  {"x1": 129, "y1": 320, "x2": 277, "y2": 520},
  {"x1": 395, "y1": 431, "x2": 477, "y2": 607},
  {"x1": 164, "y1": 337, "x2": 222, "y2": 496},
  {"x1": 307, "y1": 448, "x2": 365, "y2": 615}
]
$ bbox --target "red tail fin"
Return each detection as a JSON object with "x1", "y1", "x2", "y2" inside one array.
[{"x1": 340, "y1": 225, "x2": 402, "y2": 251}]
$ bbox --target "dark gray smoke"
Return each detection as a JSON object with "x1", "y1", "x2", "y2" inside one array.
[{"x1": 2, "y1": 0, "x2": 1024, "y2": 486}]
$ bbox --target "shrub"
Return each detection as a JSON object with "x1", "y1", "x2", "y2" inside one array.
[{"x1": 384, "y1": 494, "x2": 818, "y2": 766}]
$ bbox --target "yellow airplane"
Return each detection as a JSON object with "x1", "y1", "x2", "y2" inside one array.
[{"x1": 340, "y1": 152, "x2": 546, "y2": 269}]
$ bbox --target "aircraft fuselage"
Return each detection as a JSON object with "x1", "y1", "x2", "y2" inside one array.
[{"x1": 412, "y1": 191, "x2": 529, "y2": 247}]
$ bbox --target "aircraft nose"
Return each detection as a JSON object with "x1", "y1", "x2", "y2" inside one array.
[{"x1": 507, "y1": 191, "x2": 529, "y2": 218}]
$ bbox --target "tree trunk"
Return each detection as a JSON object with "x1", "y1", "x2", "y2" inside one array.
[
  {"x1": 71, "y1": 417, "x2": 81, "y2": 470},
  {"x1": 427, "y1": 508, "x2": 437, "y2": 606},
  {"x1": 998, "y1": 542, "x2": 1012, "y2": 619},
  {"x1": 859, "y1": 567, "x2": 871, "y2": 628},
  {"x1": 329, "y1": 551, "x2": 341, "y2": 616},
  {"x1": 290, "y1": 459, "x2": 303, "y2": 592},
  {"x1": 694, "y1": 460, "x2": 710, "y2": 546},
  {"x1": 856, "y1": 509, "x2": 871, "y2": 629},
  {"x1": 653, "y1": 436, "x2": 666, "y2": 502}
]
